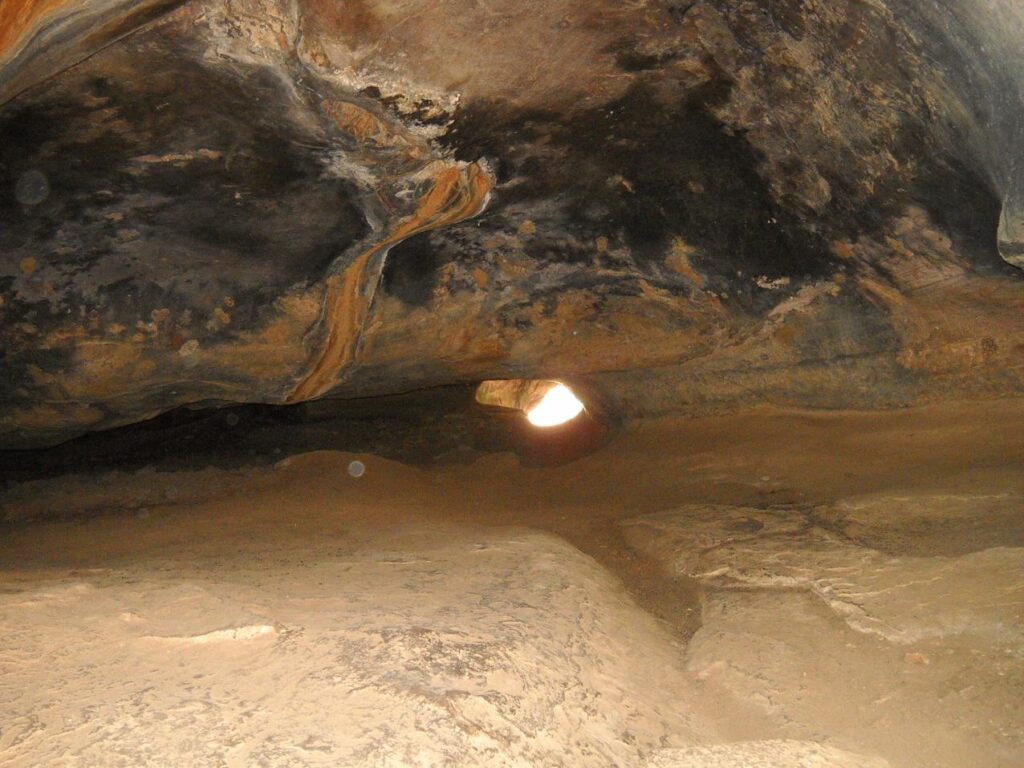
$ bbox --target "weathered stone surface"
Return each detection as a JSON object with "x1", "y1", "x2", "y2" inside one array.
[
  {"x1": 1, "y1": 0, "x2": 1023, "y2": 445},
  {"x1": 648, "y1": 741, "x2": 889, "y2": 768},
  {"x1": 623, "y1": 503, "x2": 1024, "y2": 645},
  {"x1": 822, "y1": 492, "x2": 1024, "y2": 556},
  {"x1": 623, "y1": 499, "x2": 1024, "y2": 768},
  {"x1": 0, "y1": 526, "x2": 704, "y2": 766}
]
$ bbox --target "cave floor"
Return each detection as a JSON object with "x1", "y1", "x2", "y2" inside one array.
[{"x1": 1, "y1": 399, "x2": 1023, "y2": 767}]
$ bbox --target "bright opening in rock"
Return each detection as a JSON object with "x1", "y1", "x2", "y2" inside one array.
[
  {"x1": 475, "y1": 379, "x2": 586, "y2": 427},
  {"x1": 526, "y1": 383, "x2": 585, "y2": 427}
]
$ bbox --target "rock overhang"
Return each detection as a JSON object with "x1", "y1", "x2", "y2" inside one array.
[{"x1": 0, "y1": 0, "x2": 1023, "y2": 448}]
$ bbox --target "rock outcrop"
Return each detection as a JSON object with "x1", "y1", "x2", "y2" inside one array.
[
  {"x1": 2, "y1": 0, "x2": 1023, "y2": 445},
  {"x1": 623, "y1": 497, "x2": 1024, "y2": 768},
  {"x1": 0, "y1": 526, "x2": 707, "y2": 766}
]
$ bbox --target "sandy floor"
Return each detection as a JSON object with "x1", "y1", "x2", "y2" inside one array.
[{"x1": 1, "y1": 399, "x2": 1022, "y2": 766}]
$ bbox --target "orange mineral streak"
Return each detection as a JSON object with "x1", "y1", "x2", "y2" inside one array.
[
  {"x1": 0, "y1": 0, "x2": 68, "y2": 59},
  {"x1": 287, "y1": 162, "x2": 494, "y2": 402}
]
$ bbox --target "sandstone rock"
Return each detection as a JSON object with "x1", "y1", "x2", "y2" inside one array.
[
  {"x1": 623, "y1": 499, "x2": 1024, "y2": 767},
  {"x1": 1, "y1": 0, "x2": 1023, "y2": 444},
  {"x1": 0, "y1": 526, "x2": 705, "y2": 766},
  {"x1": 623, "y1": 503, "x2": 1024, "y2": 646},
  {"x1": 648, "y1": 741, "x2": 890, "y2": 768}
]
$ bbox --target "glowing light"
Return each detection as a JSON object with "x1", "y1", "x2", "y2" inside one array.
[{"x1": 526, "y1": 384, "x2": 585, "y2": 427}]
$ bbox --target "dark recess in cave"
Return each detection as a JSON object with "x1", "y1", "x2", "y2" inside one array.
[{"x1": 0, "y1": 385, "x2": 613, "y2": 494}]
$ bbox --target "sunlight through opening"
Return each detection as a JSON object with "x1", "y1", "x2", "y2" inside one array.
[{"x1": 526, "y1": 383, "x2": 585, "y2": 427}]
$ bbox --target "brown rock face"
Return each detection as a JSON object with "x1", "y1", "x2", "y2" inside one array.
[{"x1": 0, "y1": 0, "x2": 1022, "y2": 446}]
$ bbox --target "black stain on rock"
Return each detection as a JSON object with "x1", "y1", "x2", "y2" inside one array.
[
  {"x1": 0, "y1": 46, "x2": 370, "y2": 333},
  {"x1": 442, "y1": 78, "x2": 834, "y2": 312}
]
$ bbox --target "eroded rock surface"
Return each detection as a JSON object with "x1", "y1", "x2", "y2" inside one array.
[
  {"x1": 1, "y1": 0, "x2": 1024, "y2": 444},
  {"x1": 0, "y1": 526, "x2": 704, "y2": 766},
  {"x1": 648, "y1": 741, "x2": 890, "y2": 768},
  {"x1": 624, "y1": 498, "x2": 1024, "y2": 768},
  {"x1": 623, "y1": 502, "x2": 1024, "y2": 645}
]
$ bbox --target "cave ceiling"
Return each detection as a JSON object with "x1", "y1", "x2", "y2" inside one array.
[{"x1": 1, "y1": 0, "x2": 1023, "y2": 447}]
